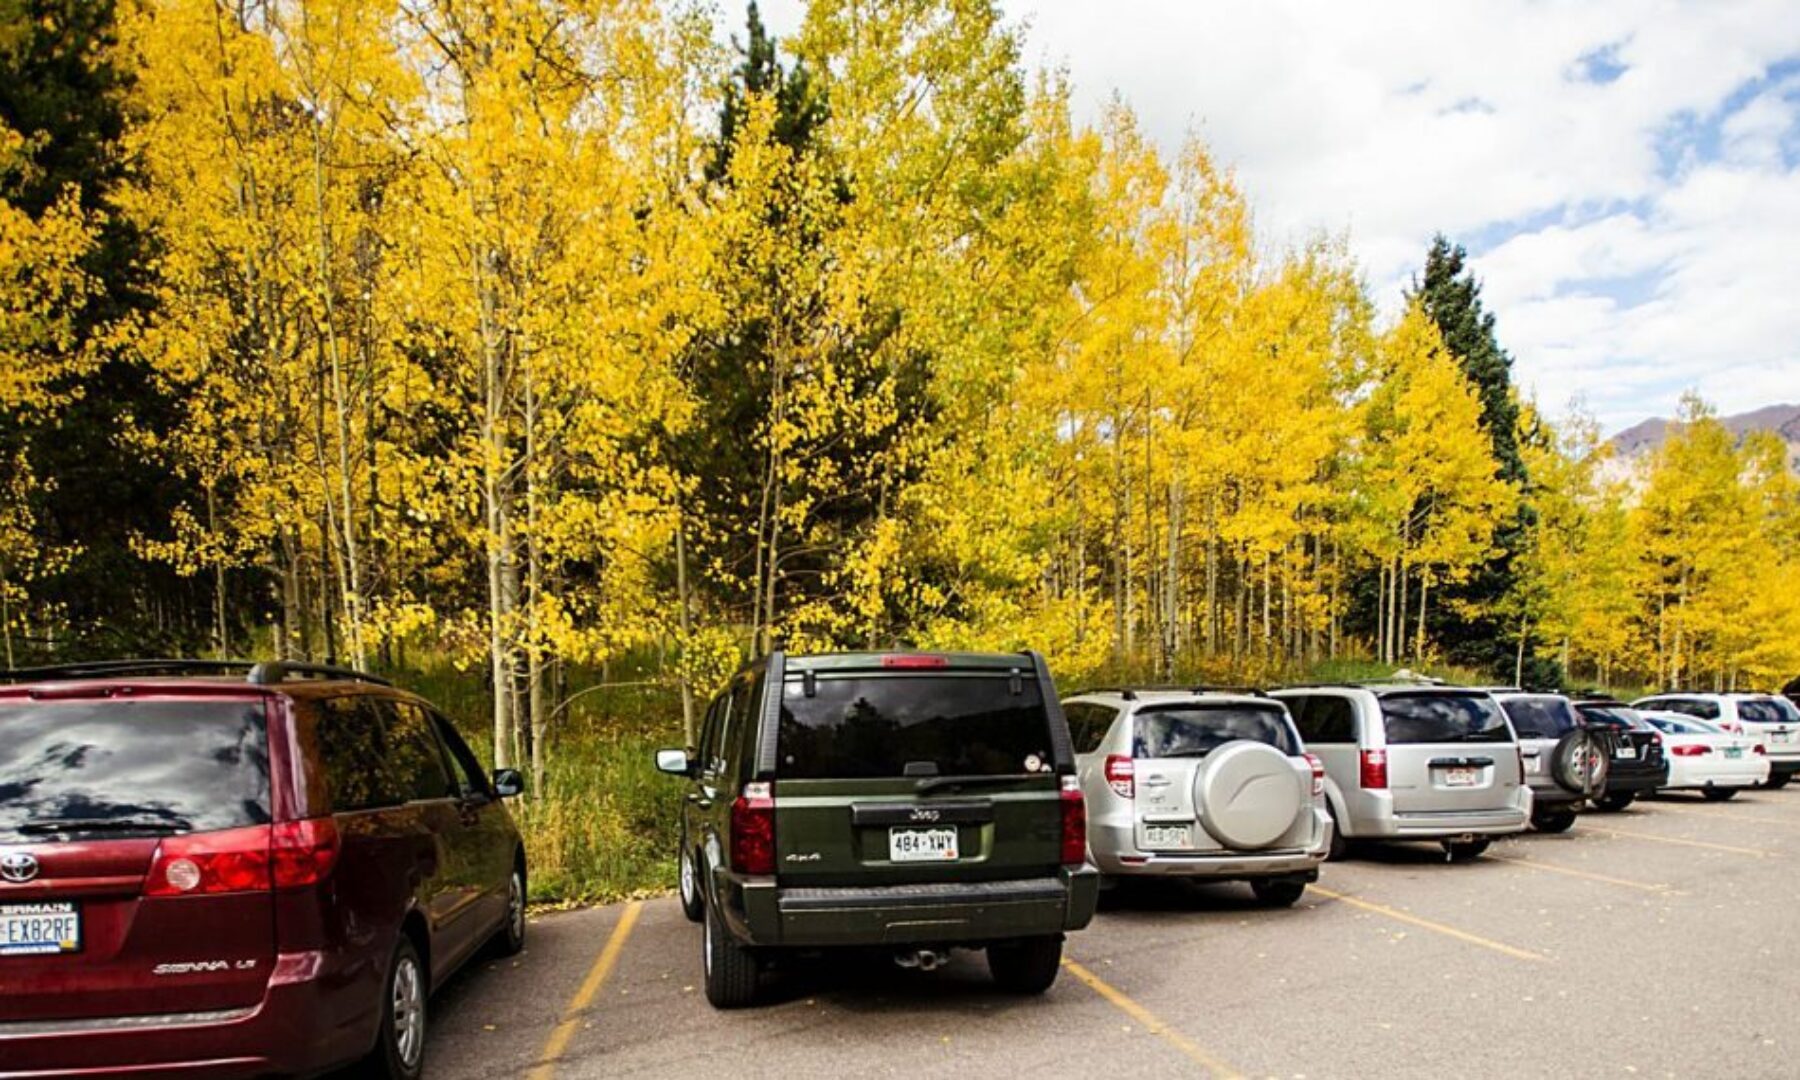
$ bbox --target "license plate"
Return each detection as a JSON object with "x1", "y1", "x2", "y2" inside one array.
[
  {"x1": 1143, "y1": 824, "x2": 1191, "y2": 848},
  {"x1": 0, "y1": 901, "x2": 81, "y2": 957},
  {"x1": 1725, "y1": 746, "x2": 1744, "y2": 759},
  {"x1": 1775, "y1": 731, "x2": 1793, "y2": 744},
  {"x1": 1614, "y1": 744, "x2": 1637, "y2": 760},
  {"x1": 1442, "y1": 767, "x2": 1479, "y2": 787},
  {"x1": 889, "y1": 827, "x2": 958, "y2": 862}
]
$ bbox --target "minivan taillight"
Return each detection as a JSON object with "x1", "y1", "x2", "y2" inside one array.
[
  {"x1": 1059, "y1": 774, "x2": 1087, "y2": 867},
  {"x1": 146, "y1": 825, "x2": 272, "y2": 896},
  {"x1": 730, "y1": 782, "x2": 776, "y2": 876},
  {"x1": 1104, "y1": 754, "x2": 1135, "y2": 799},
  {"x1": 1359, "y1": 748, "x2": 1388, "y2": 790},
  {"x1": 1304, "y1": 753, "x2": 1326, "y2": 797},
  {"x1": 272, "y1": 818, "x2": 340, "y2": 887}
]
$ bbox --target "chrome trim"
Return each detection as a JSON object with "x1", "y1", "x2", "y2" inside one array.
[{"x1": 0, "y1": 1007, "x2": 256, "y2": 1038}]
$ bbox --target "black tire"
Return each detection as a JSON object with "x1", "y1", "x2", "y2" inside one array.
[
  {"x1": 1551, "y1": 730, "x2": 1609, "y2": 797},
  {"x1": 702, "y1": 893, "x2": 761, "y2": 1008},
  {"x1": 1764, "y1": 773, "x2": 1792, "y2": 791},
  {"x1": 1594, "y1": 792, "x2": 1635, "y2": 812},
  {"x1": 1533, "y1": 807, "x2": 1578, "y2": 833},
  {"x1": 1444, "y1": 838, "x2": 1491, "y2": 862},
  {"x1": 1702, "y1": 787, "x2": 1738, "y2": 802},
  {"x1": 486, "y1": 865, "x2": 527, "y2": 958},
  {"x1": 988, "y1": 936, "x2": 1063, "y2": 994},
  {"x1": 1249, "y1": 878, "x2": 1307, "y2": 907},
  {"x1": 359, "y1": 936, "x2": 426, "y2": 1080},
  {"x1": 677, "y1": 834, "x2": 704, "y2": 924},
  {"x1": 1325, "y1": 806, "x2": 1349, "y2": 862}
]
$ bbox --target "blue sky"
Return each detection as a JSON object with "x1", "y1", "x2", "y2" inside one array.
[{"x1": 752, "y1": 1, "x2": 1800, "y2": 433}]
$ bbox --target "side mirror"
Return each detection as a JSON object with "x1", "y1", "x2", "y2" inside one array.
[
  {"x1": 655, "y1": 748, "x2": 694, "y2": 777},
  {"x1": 491, "y1": 768, "x2": 526, "y2": 798}
]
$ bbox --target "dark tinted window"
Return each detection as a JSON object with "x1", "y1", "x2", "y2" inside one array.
[
  {"x1": 1498, "y1": 697, "x2": 1580, "y2": 739},
  {"x1": 1575, "y1": 704, "x2": 1648, "y2": 731},
  {"x1": 1290, "y1": 696, "x2": 1357, "y2": 743},
  {"x1": 777, "y1": 675, "x2": 1052, "y2": 779},
  {"x1": 1652, "y1": 698, "x2": 1720, "y2": 720},
  {"x1": 389, "y1": 702, "x2": 454, "y2": 801},
  {"x1": 0, "y1": 699, "x2": 270, "y2": 839},
  {"x1": 1380, "y1": 693, "x2": 1513, "y2": 744},
  {"x1": 433, "y1": 715, "x2": 492, "y2": 798},
  {"x1": 1737, "y1": 700, "x2": 1788, "y2": 724},
  {"x1": 1133, "y1": 704, "x2": 1298, "y2": 758},
  {"x1": 1066, "y1": 703, "x2": 1119, "y2": 754},
  {"x1": 316, "y1": 696, "x2": 400, "y2": 810}
]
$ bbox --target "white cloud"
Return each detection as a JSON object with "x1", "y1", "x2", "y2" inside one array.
[{"x1": 748, "y1": 0, "x2": 1800, "y2": 430}]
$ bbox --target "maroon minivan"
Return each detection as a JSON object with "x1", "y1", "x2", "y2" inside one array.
[{"x1": 0, "y1": 660, "x2": 527, "y2": 1079}]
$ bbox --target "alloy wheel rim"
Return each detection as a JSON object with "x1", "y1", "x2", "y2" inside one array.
[
  {"x1": 509, "y1": 873, "x2": 525, "y2": 941},
  {"x1": 703, "y1": 910, "x2": 714, "y2": 975},
  {"x1": 680, "y1": 848, "x2": 695, "y2": 905},
  {"x1": 393, "y1": 954, "x2": 425, "y2": 1068}
]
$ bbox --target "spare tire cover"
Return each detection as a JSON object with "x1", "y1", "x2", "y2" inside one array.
[
  {"x1": 1194, "y1": 741, "x2": 1306, "y2": 850},
  {"x1": 1551, "y1": 729, "x2": 1609, "y2": 797}
]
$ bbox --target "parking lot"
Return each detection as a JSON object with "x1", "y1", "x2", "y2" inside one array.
[{"x1": 416, "y1": 790, "x2": 1800, "y2": 1079}]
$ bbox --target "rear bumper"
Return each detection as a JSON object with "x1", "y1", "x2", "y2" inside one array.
[
  {"x1": 1526, "y1": 780, "x2": 1585, "y2": 806},
  {"x1": 728, "y1": 867, "x2": 1100, "y2": 948},
  {"x1": 1767, "y1": 758, "x2": 1800, "y2": 778},
  {"x1": 1603, "y1": 763, "x2": 1669, "y2": 795},
  {"x1": 0, "y1": 952, "x2": 367, "y2": 1079},
  {"x1": 1381, "y1": 804, "x2": 1532, "y2": 839},
  {"x1": 1088, "y1": 808, "x2": 1331, "y2": 878}
]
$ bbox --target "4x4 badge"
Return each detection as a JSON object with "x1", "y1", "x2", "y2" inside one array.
[{"x1": 0, "y1": 851, "x2": 39, "y2": 883}]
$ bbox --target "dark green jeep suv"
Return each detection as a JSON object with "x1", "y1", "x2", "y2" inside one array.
[{"x1": 655, "y1": 650, "x2": 1099, "y2": 1007}]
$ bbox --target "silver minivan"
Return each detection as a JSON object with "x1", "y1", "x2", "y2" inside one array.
[
  {"x1": 1064, "y1": 689, "x2": 1331, "y2": 906},
  {"x1": 1271, "y1": 681, "x2": 1532, "y2": 861}
]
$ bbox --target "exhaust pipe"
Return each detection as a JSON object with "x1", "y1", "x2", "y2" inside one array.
[{"x1": 895, "y1": 948, "x2": 948, "y2": 972}]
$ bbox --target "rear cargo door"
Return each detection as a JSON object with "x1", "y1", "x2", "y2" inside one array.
[
  {"x1": 1379, "y1": 692, "x2": 1521, "y2": 814},
  {"x1": 1130, "y1": 703, "x2": 1310, "y2": 853},
  {"x1": 770, "y1": 663, "x2": 1064, "y2": 887},
  {"x1": 0, "y1": 696, "x2": 277, "y2": 1023}
]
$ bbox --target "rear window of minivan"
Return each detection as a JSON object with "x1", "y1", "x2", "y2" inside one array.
[
  {"x1": 1133, "y1": 704, "x2": 1297, "y2": 758},
  {"x1": 0, "y1": 699, "x2": 271, "y2": 839},
  {"x1": 778, "y1": 675, "x2": 1053, "y2": 779},
  {"x1": 1380, "y1": 693, "x2": 1513, "y2": 744}
]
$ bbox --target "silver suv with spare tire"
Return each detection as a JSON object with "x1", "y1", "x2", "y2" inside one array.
[
  {"x1": 1490, "y1": 691, "x2": 1609, "y2": 833},
  {"x1": 1064, "y1": 688, "x2": 1331, "y2": 906},
  {"x1": 1271, "y1": 679, "x2": 1531, "y2": 861}
]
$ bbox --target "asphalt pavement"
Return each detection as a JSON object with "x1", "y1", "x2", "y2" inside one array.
[{"x1": 421, "y1": 790, "x2": 1800, "y2": 1078}]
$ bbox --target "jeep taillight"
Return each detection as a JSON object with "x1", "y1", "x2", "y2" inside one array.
[
  {"x1": 1104, "y1": 754, "x2": 1135, "y2": 799},
  {"x1": 1359, "y1": 748, "x2": 1388, "y2": 790},
  {"x1": 730, "y1": 782, "x2": 776, "y2": 876},
  {"x1": 1059, "y1": 774, "x2": 1087, "y2": 867},
  {"x1": 1304, "y1": 753, "x2": 1326, "y2": 796}
]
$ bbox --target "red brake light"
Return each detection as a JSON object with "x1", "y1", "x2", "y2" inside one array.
[
  {"x1": 1304, "y1": 753, "x2": 1326, "y2": 797},
  {"x1": 880, "y1": 654, "x2": 950, "y2": 669},
  {"x1": 146, "y1": 825, "x2": 272, "y2": 896},
  {"x1": 1671, "y1": 744, "x2": 1711, "y2": 757},
  {"x1": 1753, "y1": 744, "x2": 1767, "y2": 756},
  {"x1": 1059, "y1": 774, "x2": 1087, "y2": 867},
  {"x1": 1104, "y1": 754, "x2": 1135, "y2": 799},
  {"x1": 730, "y1": 782, "x2": 776, "y2": 876},
  {"x1": 272, "y1": 818, "x2": 340, "y2": 887},
  {"x1": 1359, "y1": 748, "x2": 1388, "y2": 790}
]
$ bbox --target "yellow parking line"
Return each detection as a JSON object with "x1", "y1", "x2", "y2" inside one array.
[
  {"x1": 1488, "y1": 853, "x2": 1669, "y2": 893},
  {"x1": 1063, "y1": 957, "x2": 1243, "y2": 1078},
  {"x1": 1641, "y1": 802, "x2": 1800, "y2": 829},
  {"x1": 1582, "y1": 826, "x2": 1778, "y2": 859},
  {"x1": 1311, "y1": 886, "x2": 1548, "y2": 963},
  {"x1": 528, "y1": 900, "x2": 644, "y2": 1080}
]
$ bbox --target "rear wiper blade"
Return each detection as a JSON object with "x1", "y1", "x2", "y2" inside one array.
[
  {"x1": 913, "y1": 775, "x2": 1033, "y2": 795},
  {"x1": 17, "y1": 817, "x2": 191, "y2": 836}
]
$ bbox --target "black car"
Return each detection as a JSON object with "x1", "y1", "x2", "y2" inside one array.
[{"x1": 1572, "y1": 698, "x2": 1669, "y2": 811}]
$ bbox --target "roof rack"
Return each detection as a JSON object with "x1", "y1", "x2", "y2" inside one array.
[
  {"x1": 1066, "y1": 684, "x2": 1270, "y2": 702},
  {"x1": 0, "y1": 658, "x2": 390, "y2": 688}
]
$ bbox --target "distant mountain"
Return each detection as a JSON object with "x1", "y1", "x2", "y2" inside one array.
[{"x1": 1606, "y1": 403, "x2": 1800, "y2": 471}]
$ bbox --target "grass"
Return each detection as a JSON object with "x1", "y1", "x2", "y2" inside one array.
[{"x1": 390, "y1": 651, "x2": 1653, "y2": 904}]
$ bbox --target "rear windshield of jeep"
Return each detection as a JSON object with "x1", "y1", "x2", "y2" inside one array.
[
  {"x1": 1132, "y1": 704, "x2": 1297, "y2": 759},
  {"x1": 1380, "y1": 692, "x2": 1513, "y2": 744},
  {"x1": 778, "y1": 674, "x2": 1054, "y2": 779}
]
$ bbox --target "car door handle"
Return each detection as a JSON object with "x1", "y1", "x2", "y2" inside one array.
[{"x1": 1143, "y1": 776, "x2": 1172, "y2": 788}]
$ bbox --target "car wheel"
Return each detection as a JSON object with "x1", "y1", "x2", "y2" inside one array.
[
  {"x1": 988, "y1": 936, "x2": 1062, "y2": 994},
  {"x1": 1325, "y1": 807, "x2": 1349, "y2": 862},
  {"x1": 1594, "y1": 792, "x2": 1635, "y2": 812},
  {"x1": 1763, "y1": 773, "x2": 1791, "y2": 791},
  {"x1": 702, "y1": 892, "x2": 760, "y2": 1008},
  {"x1": 678, "y1": 838, "x2": 704, "y2": 924},
  {"x1": 1702, "y1": 787, "x2": 1738, "y2": 802},
  {"x1": 1249, "y1": 878, "x2": 1307, "y2": 907},
  {"x1": 1533, "y1": 808, "x2": 1578, "y2": 833},
  {"x1": 488, "y1": 866, "x2": 527, "y2": 958},
  {"x1": 1444, "y1": 838, "x2": 1491, "y2": 862},
  {"x1": 361, "y1": 936, "x2": 427, "y2": 1080}
]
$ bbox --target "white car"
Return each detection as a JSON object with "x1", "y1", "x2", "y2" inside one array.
[
  {"x1": 1639, "y1": 711, "x2": 1769, "y2": 800},
  {"x1": 1631, "y1": 692, "x2": 1800, "y2": 789}
]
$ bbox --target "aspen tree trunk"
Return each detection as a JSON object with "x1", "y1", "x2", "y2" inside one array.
[
  {"x1": 1415, "y1": 577, "x2": 1428, "y2": 666},
  {"x1": 1, "y1": 562, "x2": 13, "y2": 668},
  {"x1": 1515, "y1": 615, "x2": 1528, "y2": 688},
  {"x1": 1161, "y1": 480, "x2": 1182, "y2": 681},
  {"x1": 479, "y1": 263, "x2": 513, "y2": 771},
  {"x1": 207, "y1": 483, "x2": 228, "y2": 658},
  {"x1": 1203, "y1": 514, "x2": 1217, "y2": 655},
  {"x1": 675, "y1": 500, "x2": 697, "y2": 745},
  {"x1": 525, "y1": 361, "x2": 546, "y2": 798}
]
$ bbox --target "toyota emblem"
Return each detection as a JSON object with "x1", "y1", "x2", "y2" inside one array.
[{"x1": 0, "y1": 851, "x2": 39, "y2": 884}]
